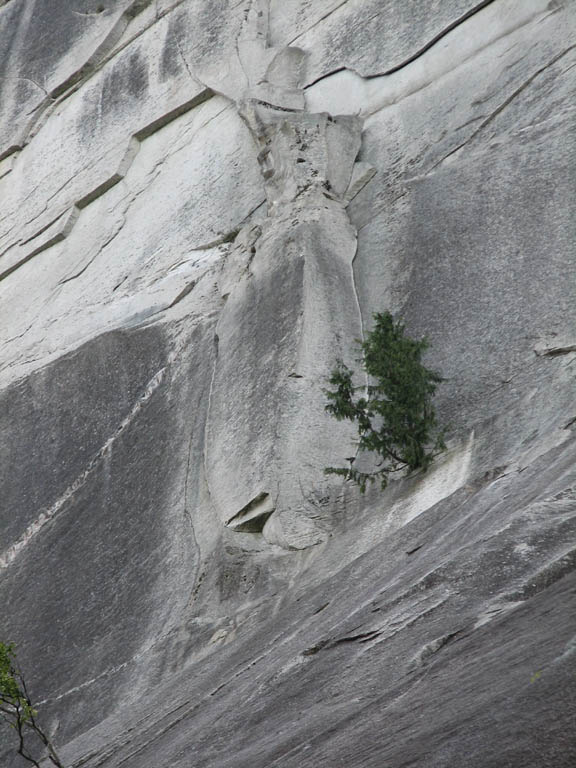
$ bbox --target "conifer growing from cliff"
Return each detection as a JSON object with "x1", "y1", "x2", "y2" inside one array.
[{"x1": 324, "y1": 311, "x2": 445, "y2": 492}]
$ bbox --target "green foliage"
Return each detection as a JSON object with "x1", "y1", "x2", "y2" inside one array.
[
  {"x1": 0, "y1": 642, "x2": 36, "y2": 722},
  {"x1": 324, "y1": 311, "x2": 446, "y2": 492},
  {"x1": 0, "y1": 641, "x2": 63, "y2": 768}
]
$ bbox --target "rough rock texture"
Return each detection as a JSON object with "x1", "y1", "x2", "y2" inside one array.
[
  {"x1": 1, "y1": 0, "x2": 575, "y2": 766},
  {"x1": 204, "y1": 12, "x2": 367, "y2": 548}
]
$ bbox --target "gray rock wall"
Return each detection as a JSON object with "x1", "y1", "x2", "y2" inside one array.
[{"x1": 1, "y1": 1, "x2": 575, "y2": 766}]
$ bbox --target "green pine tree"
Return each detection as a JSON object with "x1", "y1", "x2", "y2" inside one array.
[
  {"x1": 0, "y1": 642, "x2": 64, "y2": 768},
  {"x1": 324, "y1": 312, "x2": 446, "y2": 492}
]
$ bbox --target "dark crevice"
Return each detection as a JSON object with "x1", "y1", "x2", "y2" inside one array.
[
  {"x1": 167, "y1": 280, "x2": 197, "y2": 309},
  {"x1": 332, "y1": 630, "x2": 382, "y2": 645},
  {"x1": 305, "y1": 0, "x2": 498, "y2": 89},
  {"x1": 0, "y1": 144, "x2": 22, "y2": 163},
  {"x1": 302, "y1": 629, "x2": 382, "y2": 656},
  {"x1": 226, "y1": 492, "x2": 275, "y2": 533},
  {"x1": 302, "y1": 641, "x2": 329, "y2": 657},
  {"x1": 254, "y1": 99, "x2": 301, "y2": 113},
  {"x1": 537, "y1": 344, "x2": 576, "y2": 357}
]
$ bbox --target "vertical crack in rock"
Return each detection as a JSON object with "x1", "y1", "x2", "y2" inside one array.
[{"x1": 201, "y1": 0, "x2": 373, "y2": 549}]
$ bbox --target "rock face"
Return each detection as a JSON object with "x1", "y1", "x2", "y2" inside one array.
[
  {"x1": 204, "y1": 13, "x2": 367, "y2": 548},
  {"x1": 0, "y1": 1, "x2": 575, "y2": 766}
]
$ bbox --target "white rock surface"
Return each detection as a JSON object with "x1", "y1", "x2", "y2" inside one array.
[{"x1": 0, "y1": 1, "x2": 575, "y2": 766}]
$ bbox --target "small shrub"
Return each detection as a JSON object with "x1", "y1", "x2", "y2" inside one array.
[
  {"x1": 324, "y1": 311, "x2": 446, "y2": 492},
  {"x1": 0, "y1": 642, "x2": 64, "y2": 768}
]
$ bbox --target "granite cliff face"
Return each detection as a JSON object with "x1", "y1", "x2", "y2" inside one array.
[{"x1": 1, "y1": 1, "x2": 575, "y2": 766}]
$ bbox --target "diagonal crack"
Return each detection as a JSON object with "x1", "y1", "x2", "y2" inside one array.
[
  {"x1": 19, "y1": 0, "x2": 188, "y2": 148},
  {"x1": 286, "y1": 1, "x2": 354, "y2": 48},
  {"x1": 428, "y1": 44, "x2": 576, "y2": 173},
  {"x1": 57, "y1": 211, "x2": 127, "y2": 286},
  {"x1": 0, "y1": 367, "x2": 167, "y2": 570},
  {"x1": 304, "y1": 0, "x2": 498, "y2": 88}
]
